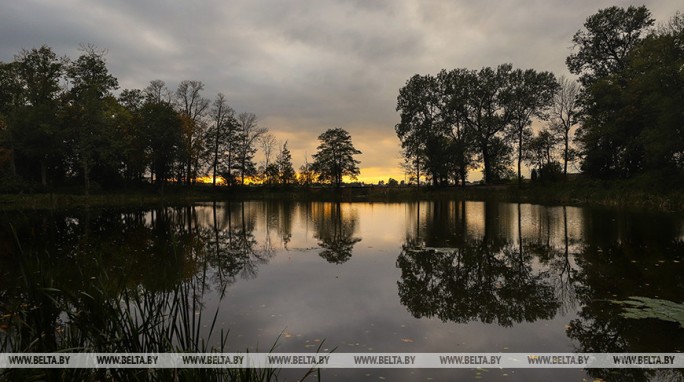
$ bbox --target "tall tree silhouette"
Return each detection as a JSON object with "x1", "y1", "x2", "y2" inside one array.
[{"x1": 312, "y1": 128, "x2": 361, "y2": 187}]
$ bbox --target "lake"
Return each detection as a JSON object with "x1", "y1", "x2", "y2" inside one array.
[{"x1": 1, "y1": 200, "x2": 682, "y2": 381}]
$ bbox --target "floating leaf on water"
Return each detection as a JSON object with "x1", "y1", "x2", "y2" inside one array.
[{"x1": 610, "y1": 296, "x2": 684, "y2": 328}]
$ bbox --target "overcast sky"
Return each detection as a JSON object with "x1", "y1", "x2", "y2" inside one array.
[{"x1": 1, "y1": 1, "x2": 681, "y2": 182}]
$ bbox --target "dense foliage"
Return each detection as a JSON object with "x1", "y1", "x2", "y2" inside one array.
[
  {"x1": 575, "y1": 8, "x2": 684, "y2": 181},
  {"x1": 311, "y1": 128, "x2": 361, "y2": 187},
  {"x1": 0, "y1": 46, "x2": 336, "y2": 192},
  {"x1": 396, "y1": 6, "x2": 683, "y2": 186},
  {"x1": 396, "y1": 65, "x2": 557, "y2": 185}
]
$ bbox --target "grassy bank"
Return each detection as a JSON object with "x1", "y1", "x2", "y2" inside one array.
[{"x1": 1, "y1": 179, "x2": 683, "y2": 211}]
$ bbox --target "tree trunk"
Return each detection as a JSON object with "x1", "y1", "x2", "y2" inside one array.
[
  {"x1": 416, "y1": 157, "x2": 420, "y2": 188},
  {"x1": 241, "y1": 158, "x2": 245, "y2": 185},
  {"x1": 193, "y1": 157, "x2": 200, "y2": 185},
  {"x1": 564, "y1": 132, "x2": 569, "y2": 179},
  {"x1": 482, "y1": 145, "x2": 491, "y2": 184},
  {"x1": 517, "y1": 203, "x2": 524, "y2": 263},
  {"x1": 227, "y1": 147, "x2": 233, "y2": 186},
  {"x1": 212, "y1": 132, "x2": 219, "y2": 187},
  {"x1": 186, "y1": 159, "x2": 192, "y2": 186},
  {"x1": 517, "y1": 131, "x2": 523, "y2": 186}
]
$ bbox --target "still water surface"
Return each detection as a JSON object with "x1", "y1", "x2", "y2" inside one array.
[{"x1": 1, "y1": 201, "x2": 683, "y2": 380}]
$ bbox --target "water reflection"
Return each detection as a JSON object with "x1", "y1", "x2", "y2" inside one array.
[
  {"x1": 202, "y1": 202, "x2": 270, "y2": 289},
  {"x1": 0, "y1": 200, "x2": 682, "y2": 381},
  {"x1": 567, "y1": 208, "x2": 684, "y2": 381},
  {"x1": 398, "y1": 201, "x2": 562, "y2": 326},
  {"x1": 0, "y1": 203, "x2": 278, "y2": 380},
  {"x1": 310, "y1": 202, "x2": 361, "y2": 264},
  {"x1": 398, "y1": 200, "x2": 683, "y2": 381}
]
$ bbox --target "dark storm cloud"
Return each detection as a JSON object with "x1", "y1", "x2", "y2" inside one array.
[{"x1": 1, "y1": 0, "x2": 681, "y2": 178}]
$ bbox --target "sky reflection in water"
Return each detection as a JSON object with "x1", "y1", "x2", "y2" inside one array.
[{"x1": 1, "y1": 201, "x2": 682, "y2": 381}]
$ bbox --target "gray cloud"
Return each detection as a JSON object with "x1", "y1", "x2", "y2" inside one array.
[{"x1": 1, "y1": 0, "x2": 681, "y2": 179}]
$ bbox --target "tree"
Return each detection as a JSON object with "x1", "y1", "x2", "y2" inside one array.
[
  {"x1": 298, "y1": 156, "x2": 316, "y2": 185},
  {"x1": 276, "y1": 141, "x2": 296, "y2": 185},
  {"x1": 144, "y1": 80, "x2": 172, "y2": 104},
  {"x1": 140, "y1": 101, "x2": 182, "y2": 188},
  {"x1": 504, "y1": 69, "x2": 558, "y2": 185},
  {"x1": 462, "y1": 64, "x2": 513, "y2": 184},
  {"x1": 633, "y1": 16, "x2": 684, "y2": 175},
  {"x1": 439, "y1": 68, "x2": 476, "y2": 187},
  {"x1": 117, "y1": 89, "x2": 148, "y2": 183},
  {"x1": 575, "y1": 8, "x2": 684, "y2": 180},
  {"x1": 64, "y1": 45, "x2": 119, "y2": 194},
  {"x1": 0, "y1": 61, "x2": 22, "y2": 178},
  {"x1": 175, "y1": 80, "x2": 209, "y2": 185},
  {"x1": 397, "y1": 65, "x2": 558, "y2": 185},
  {"x1": 262, "y1": 163, "x2": 279, "y2": 185},
  {"x1": 395, "y1": 74, "x2": 445, "y2": 185},
  {"x1": 9, "y1": 46, "x2": 65, "y2": 186},
  {"x1": 549, "y1": 76, "x2": 581, "y2": 178},
  {"x1": 207, "y1": 93, "x2": 236, "y2": 186},
  {"x1": 256, "y1": 133, "x2": 277, "y2": 184},
  {"x1": 525, "y1": 129, "x2": 561, "y2": 181},
  {"x1": 486, "y1": 136, "x2": 515, "y2": 183},
  {"x1": 566, "y1": 5, "x2": 654, "y2": 86},
  {"x1": 312, "y1": 128, "x2": 361, "y2": 187},
  {"x1": 235, "y1": 112, "x2": 266, "y2": 185},
  {"x1": 259, "y1": 133, "x2": 277, "y2": 168}
]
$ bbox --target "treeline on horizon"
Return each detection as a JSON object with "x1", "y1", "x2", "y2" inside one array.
[
  {"x1": 396, "y1": 5, "x2": 683, "y2": 188},
  {"x1": 0, "y1": 43, "x2": 363, "y2": 194},
  {"x1": 0, "y1": 45, "x2": 300, "y2": 194},
  {"x1": 0, "y1": 5, "x2": 683, "y2": 195}
]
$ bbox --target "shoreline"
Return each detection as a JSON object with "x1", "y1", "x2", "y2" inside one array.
[{"x1": 1, "y1": 181, "x2": 683, "y2": 212}]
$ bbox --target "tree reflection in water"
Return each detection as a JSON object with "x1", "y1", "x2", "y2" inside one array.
[
  {"x1": 311, "y1": 202, "x2": 361, "y2": 264},
  {"x1": 565, "y1": 208, "x2": 684, "y2": 381},
  {"x1": 398, "y1": 200, "x2": 683, "y2": 381},
  {"x1": 204, "y1": 201, "x2": 273, "y2": 291},
  {"x1": 397, "y1": 201, "x2": 561, "y2": 326},
  {"x1": 0, "y1": 202, "x2": 271, "y2": 332},
  {"x1": 1, "y1": 200, "x2": 681, "y2": 381},
  {"x1": 0, "y1": 202, "x2": 276, "y2": 381}
]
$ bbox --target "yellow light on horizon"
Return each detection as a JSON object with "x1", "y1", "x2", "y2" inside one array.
[{"x1": 195, "y1": 175, "x2": 226, "y2": 185}]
